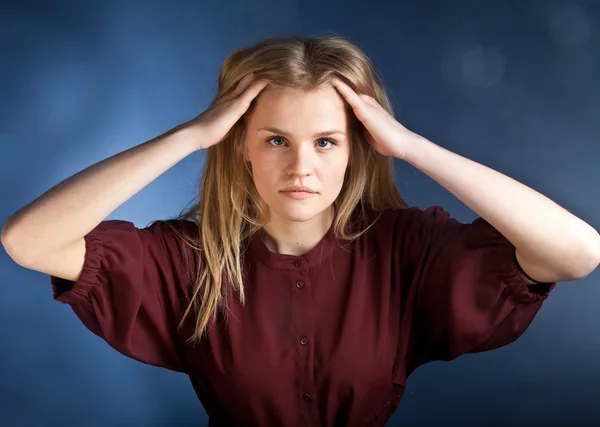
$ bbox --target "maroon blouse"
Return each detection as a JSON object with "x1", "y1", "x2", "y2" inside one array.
[{"x1": 50, "y1": 205, "x2": 556, "y2": 426}]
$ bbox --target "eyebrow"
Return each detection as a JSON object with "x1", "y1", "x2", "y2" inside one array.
[{"x1": 257, "y1": 126, "x2": 346, "y2": 137}]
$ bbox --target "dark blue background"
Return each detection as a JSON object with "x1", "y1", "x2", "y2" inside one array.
[{"x1": 2, "y1": 0, "x2": 599, "y2": 425}]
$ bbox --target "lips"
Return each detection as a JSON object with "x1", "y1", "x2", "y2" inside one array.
[
  {"x1": 280, "y1": 186, "x2": 316, "y2": 193},
  {"x1": 280, "y1": 190, "x2": 317, "y2": 199}
]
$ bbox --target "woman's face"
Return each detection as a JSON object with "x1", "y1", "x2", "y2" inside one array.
[{"x1": 244, "y1": 85, "x2": 352, "y2": 223}]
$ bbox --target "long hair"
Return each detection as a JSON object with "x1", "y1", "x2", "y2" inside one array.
[{"x1": 157, "y1": 35, "x2": 408, "y2": 344}]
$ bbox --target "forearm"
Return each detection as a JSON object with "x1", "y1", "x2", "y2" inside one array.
[
  {"x1": 403, "y1": 136, "x2": 600, "y2": 280},
  {"x1": 2, "y1": 123, "x2": 199, "y2": 265}
]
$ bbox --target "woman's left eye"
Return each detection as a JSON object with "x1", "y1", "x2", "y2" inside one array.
[{"x1": 316, "y1": 138, "x2": 336, "y2": 148}]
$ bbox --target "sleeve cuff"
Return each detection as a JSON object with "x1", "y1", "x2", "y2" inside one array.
[
  {"x1": 513, "y1": 248, "x2": 546, "y2": 284},
  {"x1": 497, "y1": 246, "x2": 556, "y2": 304},
  {"x1": 51, "y1": 225, "x2": 105, "y2": 304}
]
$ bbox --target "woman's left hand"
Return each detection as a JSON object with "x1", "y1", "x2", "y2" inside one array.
[{"x1": 331, "y1": 77, "x2": 418, "y2": 160}]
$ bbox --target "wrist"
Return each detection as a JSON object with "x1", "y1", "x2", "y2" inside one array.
[{"x1": 174, "y1": 121, "x2": 207, "y2": 152}]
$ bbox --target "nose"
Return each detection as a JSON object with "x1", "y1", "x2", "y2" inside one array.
[{"x1": 285, "y1": 145, "x2": 315, "y2": 177}]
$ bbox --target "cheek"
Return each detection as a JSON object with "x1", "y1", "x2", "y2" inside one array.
[
  {"x1": 256, "y1": 154, "x2": 280, "y2": 171},
  {"x1": 250, "y1": 156, "x2": 281, "y2": 186},
  {"x1": 325, "y1": 151, "x2": 350, "y2": 175},
  {"x1": 318, "y1": 158, "x2": 349, "y2": 188},
  {"x1": 248, "y1": 145, "x2": 270, "y2": 169}
]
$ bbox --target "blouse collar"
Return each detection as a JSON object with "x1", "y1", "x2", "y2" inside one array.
[{"x1": 247, "y1": 216, "x2": 339, "y2": 270}]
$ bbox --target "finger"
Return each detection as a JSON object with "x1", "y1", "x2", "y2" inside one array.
[
  {"x1": 360, "y1": 94, "x2": 378, "y2": 105},
  {"x1": 331, "y1": 77, "x2": 364, "y2": 110},
  {"x1": 220, "y1": 73, "x2": 255, "y2": 102},
  {"x1": 236, "y1": 79, "x2": 270, "y2": 110},
  {"x1": 232, "y1": 73, "x2": 256, "y2": 97}
]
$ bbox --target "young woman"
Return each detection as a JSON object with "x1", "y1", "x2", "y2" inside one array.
[{"x1": 3, "y1": 35, "x2": 599, "y2": 426}]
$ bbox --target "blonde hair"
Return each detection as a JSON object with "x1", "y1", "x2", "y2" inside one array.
[{"x1": 158, "y1": 35, "x2": 408, "y2": 344}]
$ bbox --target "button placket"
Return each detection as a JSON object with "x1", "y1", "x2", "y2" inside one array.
[
  {"x1": 290, "y1": 256, "x2": 316, "y2": 416},
  {"x1": 294, "y1": 259, "x2": 307, "y2": 289},
  {"x1": 294, "y1": 259, "x2": 310, "y2": 348}
]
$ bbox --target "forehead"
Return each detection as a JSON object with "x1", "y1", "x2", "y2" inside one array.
[{"x1": 248, "y1": 86, "x2": 348, "y2": 127}]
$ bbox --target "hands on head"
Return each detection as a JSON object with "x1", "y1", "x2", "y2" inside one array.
[{"x1": 185, "y1": 74, "x2": 271, "y2": 151}]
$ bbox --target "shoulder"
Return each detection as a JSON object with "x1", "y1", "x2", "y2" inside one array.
[
  {"x1": 363, "y1": 204, "x2": 451, "y2": 233},
  {"x1": 146, "y1": 219, "x2": 199, "y2": 243},
  {"x1": 145, "y1": 219, "x2": 201, "y2": 279},
  {"x1": 352, "y1": 205, "x2": 460, "y2": 260}
]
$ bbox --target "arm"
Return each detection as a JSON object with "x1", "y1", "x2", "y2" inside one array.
[
  {"x1": 2, "y1": 74, "x2": 269, "y2": 268},
  {"x1": 402, "y1": 136, "x2": 600, "y2": 283},
  {"x1": 330, "y1": 77, "x2": 600, "y2": 283},
  {"x1": 1, "y1": 124, "x2": 198, "y2": 267}
]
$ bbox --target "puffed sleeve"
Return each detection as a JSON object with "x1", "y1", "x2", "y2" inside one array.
[
  {"x1": 394, "y1": 206, "x2": 556, "y2": 373},
  {"x1": 50, "y1": 219, "x2": 199, "y2": 373}
]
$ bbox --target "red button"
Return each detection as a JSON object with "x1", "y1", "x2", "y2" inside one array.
[
  {"x1": 295, "y1": 280, "x2": 305, "y2": 289},
  {"x1": 300, "y1": 336, "x2": 309, "y2": 345},
  {"x1": 293, "y1": 259, "x2": 303, "y2": 267},
  {"x1": 303, "y1": 393, "x2": 312, "y2": 402}
]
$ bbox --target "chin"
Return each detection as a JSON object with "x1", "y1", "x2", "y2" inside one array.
[
  {"x1": 272, "y1": 203, "x2": 325, "y2": 223},
  {"x1": 281, "y1": 209, "x2": 320, "y2": 223}
]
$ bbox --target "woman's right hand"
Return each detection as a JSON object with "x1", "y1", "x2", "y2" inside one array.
[{"x1": 184, "y1": 74, "x2": 270, "y2": 151}]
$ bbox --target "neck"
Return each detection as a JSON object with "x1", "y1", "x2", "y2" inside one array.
[{"x1": 261, "y1": 207, "x2": 334, "y2": 256}]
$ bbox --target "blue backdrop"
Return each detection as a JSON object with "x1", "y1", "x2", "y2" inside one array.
[{"x1": 1, "y1": 0, "x2": 599, "y2": 425}]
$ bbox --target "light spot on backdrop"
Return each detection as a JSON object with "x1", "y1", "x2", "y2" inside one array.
[{"x1": 461, "y1": 45, "x2": 506, "y2": 89}]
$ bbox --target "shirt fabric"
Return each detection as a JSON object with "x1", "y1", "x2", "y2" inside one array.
[{"x1": 51, "y1": 205, "x2": 556, "y2": 426}]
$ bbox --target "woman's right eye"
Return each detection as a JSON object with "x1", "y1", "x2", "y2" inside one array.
[{"x1": 267, "y1": 136, "x2": 286, "y2": 146}]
